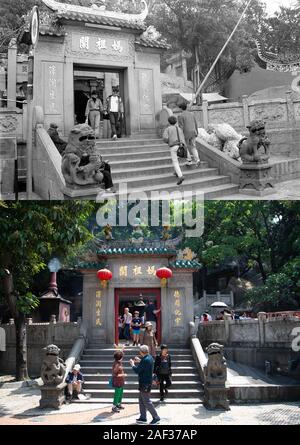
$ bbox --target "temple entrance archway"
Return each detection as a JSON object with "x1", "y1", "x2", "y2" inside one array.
[
  {"x1": 114, "y1": 288, "x2": 161, "y2": 345},
  {"x1": 73, "y1": 64, "x2": 128, "y2": 137}
]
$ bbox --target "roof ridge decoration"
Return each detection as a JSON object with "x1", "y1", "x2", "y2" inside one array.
[
  {"x1": 255, "y1": 38, "x2": 300, "y2": 72},
  {"x1": 42, "y1": 0, "x2": 149, "y2": 22}
]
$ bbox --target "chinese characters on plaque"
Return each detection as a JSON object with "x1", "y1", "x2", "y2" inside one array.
[
  {"x1": 173, "y1": 290, "x2": 183, "y2": 327},
  {"x1": 48, "y1": 65, "x2": 57, "y2": 113},
  {"x1": 76, "y1": 34, "x2": 125, "y2": 54},
  {"x1": 118, "y1": 265, "x2": 157, "y2": 279},
  {"x1": 95, "y1": 290, "x2": 102, "y2": 327},
  {"x1": 44, "y1": 62, "x2": 63, "y2": 115}
]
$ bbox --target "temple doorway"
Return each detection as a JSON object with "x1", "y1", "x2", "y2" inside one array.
[
  {"x1": 115, "y1": 288, "x2": 161, "y2": 345},
  {"x1": 73, "y1": 65, "x2": 127, "y2": 137}
]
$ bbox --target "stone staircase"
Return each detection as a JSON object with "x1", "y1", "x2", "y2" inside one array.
[
  {"x1": 96, "y1": 131, "x2": 239, "y2": 199},
  {"x1": 77, "y1": 345, "x2": 204, "y2": 404}
]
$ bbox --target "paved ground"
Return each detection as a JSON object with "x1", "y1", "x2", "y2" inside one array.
[
  {"x1": 220, "y1": 178, "x2": 300, "y2": 200},
  {"x1": 0, "y1": 386, "x2": 299, "y2": 425}
]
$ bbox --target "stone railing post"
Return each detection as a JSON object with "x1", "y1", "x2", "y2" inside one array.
[
  {"x1": 202, "y1": 100, "x2": 209, "y2": 129},
  {"x1": 242, "y1": 95, "x2": 249, "y2": 128},
  {"x1": 7, "y1": 39, "x2": 17, "y2": 110},
  {"x1": 258, "y1": 312, "x2": 267, "y2": 347},
  {"x1": 224, "y1": 313, "x2": 231, "y2": 345},
  {"x1": 285, "y1": 90, "x2": 296, "y2": 125}
]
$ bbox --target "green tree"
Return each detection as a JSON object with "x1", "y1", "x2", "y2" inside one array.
[
  {"x1": 184, "y1": 200, "x2": 300, "y2": 281},
  {"x1": 0, "y1": 201, "x2": 94, "y2": 381},
  {"x1": 147, "y1": 0, "x2": 267, "y2": 90}
]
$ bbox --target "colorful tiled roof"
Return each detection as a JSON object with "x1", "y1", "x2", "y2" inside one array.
[
  {"x1": 76, "y1": 262, "x2": 106, "y2": 269},
  {"x1": 97, "y1": 247, "x2": 177, "y2": 256},
  {"x1": 169, "y1": 260, "x2": 202, "y2": 270}
]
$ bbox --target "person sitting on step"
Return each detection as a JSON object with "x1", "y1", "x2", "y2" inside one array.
[{"x1": 65, "y1": 364, "x2": 84, "y2": 401}]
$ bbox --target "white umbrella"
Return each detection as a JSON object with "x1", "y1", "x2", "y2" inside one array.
[{"x1": 210, "y1": 302, "x2": 229, "y2": 308}]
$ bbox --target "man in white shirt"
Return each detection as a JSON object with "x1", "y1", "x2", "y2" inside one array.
[
  {"x1": 123, "y1": 307, "x2": 132, "y2": 346},
  {"x1": 106, "y1": 87, "x2": 124, "y2": 140}
]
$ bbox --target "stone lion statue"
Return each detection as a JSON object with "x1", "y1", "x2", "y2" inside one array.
[
  {"x1": 203, "y1": 343, "x2": 230, "y2": 410},
  {"x1": 204, "y1": 343, "x2": 227, "y2": 386},
  {"x1": 61, "y1": 124, "x2": 104, "y2": 188},
  {"x1": 238, "y1": 120, "x2": 271, "y2": 164},
  {"x1": 41, "y1": 344, "x2": 66, "y2": 386}
]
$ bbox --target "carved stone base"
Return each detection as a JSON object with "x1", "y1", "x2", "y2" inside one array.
[
  {"x1": 40, "y1": 386, "x2": 65, "y2": 410},
  {"x1": 240, "y1": 162, "x2": 275, "y2": 196},
  {"x1": 203, "y1": 386, "x2": 230, "y2": 411},
  {"x1": 63, "y1": 185, "x2": 106, "y2": 200}
]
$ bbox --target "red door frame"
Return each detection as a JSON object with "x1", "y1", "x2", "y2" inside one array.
[{"x1": 115, "y1": 288, "x2": 161, "y2": 344}]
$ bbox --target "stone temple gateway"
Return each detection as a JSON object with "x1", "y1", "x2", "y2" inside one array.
[
  {"x1": 78, "y1": 247, "x2": 201, "y2": 346},
  {"x1": 34, "y1": 0, "x2": 168, "y2": 136}
]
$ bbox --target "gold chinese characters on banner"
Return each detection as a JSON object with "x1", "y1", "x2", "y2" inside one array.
[
  {"x1": 118, "y1": 265, "x2": 157, "y2": 279},
  {"x1": 174, "y1": 290, "x2": 183, "y2": 327},
  {"x1": 95, "y1": 290, "x2": 102, "y2": 327}
]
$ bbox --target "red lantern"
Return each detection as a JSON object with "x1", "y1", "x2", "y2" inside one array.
[
  {"x1": 156, "y1": 267, "x2": 173, "y2": 287},
  {"x1": 97, "y1": 269, "x2": 113, "y2": 288}
]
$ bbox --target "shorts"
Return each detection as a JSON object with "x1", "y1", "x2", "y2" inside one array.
[{"x1": 132, "y1": 329, "x2": 140, "y2": 335}]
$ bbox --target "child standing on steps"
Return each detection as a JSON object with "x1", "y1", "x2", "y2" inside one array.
[{"x1": 112, "y1": 350, "x2": 127, "y2": 413}]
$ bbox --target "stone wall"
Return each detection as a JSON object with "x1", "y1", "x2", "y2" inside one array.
[
  {"x1": 198, "y1": 316, "x2": 300, "y2": 378},
  {"x1": 198, "y1": 316, "x2": 300, "y2": 349},
  {"x1": 0, "y1": 322, "x2": 80, "y2": 377},
  {"x1": 173, "y1": 91, "x2": 300, "y2": 133}
]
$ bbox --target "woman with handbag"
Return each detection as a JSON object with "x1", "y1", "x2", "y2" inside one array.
[{"x1": 163, "y1": 115, "x2": 187, "y2": 186}]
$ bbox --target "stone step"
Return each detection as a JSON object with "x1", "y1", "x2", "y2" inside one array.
[
  {"x1": 80, "y1": 356, "x2": 194, "y2": 367},
  {"x1": 83, "y1": 381, "x2": 202, "y2": 390},
  {"x1": 81, "y1": 389, "x2": 204, "y2": 398},
  {"x1": 80, "y1": 366, "x2": 198, "y2": 374},
  {"x1": 114, "y1": 172, "x2": 227, "y2": 190},
  {"x1": 108, "y1": 155, "x2": 173, "y2": 169},
  {"x1": 98, "y1": 143, "x2": 168, "y2": 155},
  {"x1": 83, "y1": 373, "x2": 200, "y2": 381},
  {"x1": 96, "y1": 138, "x2": 162, "y2": 148},
  {"x1": 73, "y1": 397, "x2": 204, "y2": 404},
  {"x1": 125, "y1": 180, "x2": 239, "y2": 197},
  {"x1": 87, "y1": 347, "x2": 192, "y2": 353},
  {"x1": 103, "y1": 149, "x2": 171, "y2": 162},
  {"x1": 82, "y1": 353, "x2": 194, "y2": 359},
  {"x1": 111, "y1": 162, "x2": 209, "y2": 179},
  {"x1": 99, "y1": 183, "x2": 240, "y2": 200}
]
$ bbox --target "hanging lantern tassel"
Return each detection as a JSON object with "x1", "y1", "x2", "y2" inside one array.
[
  {"x1": 161, "y1": 277, "x2": 168, "y2": 288},
  {"x1": 97, "y1": 269, "x2": 113, "y2": 289},
  {"x1": 156, "y1": 267, "x2": 173, "y2": 288}
]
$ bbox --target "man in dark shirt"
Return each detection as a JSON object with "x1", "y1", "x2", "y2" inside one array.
[
  {"x1": 47, "y1": 123, "x2": 67, "y2": 154},
  {"x1": 130, "y1": 345, "x2": 160, "y2": 425},
  {"x1": 144, "y1": 300, "x2": 161, "y2": 337}
]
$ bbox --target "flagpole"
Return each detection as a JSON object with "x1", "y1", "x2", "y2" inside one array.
[{"x1": 192, "y1": 0, "x2": 253, "y2": 104}]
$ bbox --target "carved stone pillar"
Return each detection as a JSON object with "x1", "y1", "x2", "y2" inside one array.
[
  {"x1": 239, "y1": 162, "x2": 275, "y2": 196},
  {"x1": 203, "y1": 343, "x2": 230, "y2": 411},
  {"x1": 258, "y1": 312, "x2": 267, "y2": 348},
  {"x1": 202, "y1": 100, "x2": 209, "y2": 129}
]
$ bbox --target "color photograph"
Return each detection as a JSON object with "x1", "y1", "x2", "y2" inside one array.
[{"x1": 0, "y1": 0, "x2": 299, "y2": 432}]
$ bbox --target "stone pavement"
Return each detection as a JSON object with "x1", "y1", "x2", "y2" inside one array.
[
  {"x1": 0, "y1": 386, "x2": 299, "y2": 425},
  {"x1": 218, "y1": 178, "x2": 300, "y2": 200}
]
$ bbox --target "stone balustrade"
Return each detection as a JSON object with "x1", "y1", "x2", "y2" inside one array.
[
  {"x1": 0, "y1": 322, "x2": 81, "y2": 376},
  {"x1": 172, "y1": 91, "x2": 300, "y2": 131}
]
